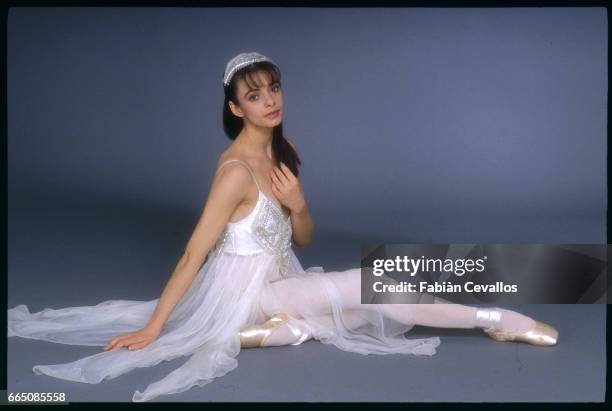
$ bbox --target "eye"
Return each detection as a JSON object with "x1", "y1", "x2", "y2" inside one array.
[
  {"x1": 248, "y1": 94, "x2": 258, "y2": 101},
  {"x1": 272, "y1": 84, "x2": 281, "y2": 92}
]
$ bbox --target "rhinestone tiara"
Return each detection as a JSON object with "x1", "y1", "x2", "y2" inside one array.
[{"x1": 223, "y1": 52, "x2": 277, "y2": 86}]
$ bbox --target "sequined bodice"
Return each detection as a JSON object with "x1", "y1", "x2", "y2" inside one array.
[{"x1": 213, "y1": 189, "x2": 293, "y2": 274}]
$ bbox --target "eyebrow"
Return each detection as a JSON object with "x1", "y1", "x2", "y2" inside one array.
[{"x1": 243, "y1": 81, "x2": 280, "y2": 98}]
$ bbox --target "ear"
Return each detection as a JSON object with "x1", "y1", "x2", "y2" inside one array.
[{"x1": 228, "y1": 101, "x2": 244, "y2": 118}]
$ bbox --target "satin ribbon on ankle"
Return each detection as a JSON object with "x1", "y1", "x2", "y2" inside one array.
[
  {"x1": 240, "y1": 313, "x2": 312, "y2": 347},
  {"x1": 285, "y1": 320, "x2": 311, "y2": 346},
  {"x1": 475, "y1": 308, "x2": 503, "y2": 332}
]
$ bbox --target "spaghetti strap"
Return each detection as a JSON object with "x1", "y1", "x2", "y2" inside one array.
[{"x1": 217, "y1": 159, "x2": 261, "y2": 191}]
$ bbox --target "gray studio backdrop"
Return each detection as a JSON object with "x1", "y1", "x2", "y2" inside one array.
[{"x1": 6, "y1": 7, "x2": 607, "y2": 403}]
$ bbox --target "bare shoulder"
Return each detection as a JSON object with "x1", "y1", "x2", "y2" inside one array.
[
  {"x1": 216, "y1": 148, "x2": 250, "y2": 171},
  {"x1": 211, "y1": 148, "x2": 248, "y2": 180},
  {"x1": 215, "y1": 159, "x2": 250, "y2": 181}
]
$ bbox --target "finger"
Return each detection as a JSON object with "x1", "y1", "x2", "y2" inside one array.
[
  {"x1": 113, "y1": 334, "x2": 131, "y2": 345},
  {"x1": 113, "y1": 339, "x2": 136, "y2": 351},
  {"x1": 270, "y1": 169, "x2": 285, "y2": 190},
  {"x1": 116, "y1": 335, "x2": 141, "y2": 350},
  {"x1": 277, "y1": 165, "x2": 298, "y2": 193},
  {"x1": 121, "y1": 337, "x2": 142, "y2": 349},
  {"x1": 109, "y1": 341, "x2": 126, "y2": 351},
  {"x1": 104, "y1": 336, "x2": 124, "y2": 351},
  {"x1": 106, "y1": 335, "x2": 121, "y2": 347},
  {"x1": 279, "y1": 162, "x2": 296, "y2": 182},
  {"x1": 271, "y1": 183, "x2": 283, "y2": 200},
  {"x1": 273, "y1": 165, "x2": 290, "y2": 184},
  {"x1": 273, "y1": 166, "x2": 291, "y2": 186},
  {"x1": 129, "y1": 341, "x2": 148, "y2": 351},
  {"x1": 126, "y1": 334, "x2": 151, "y2": 350}
]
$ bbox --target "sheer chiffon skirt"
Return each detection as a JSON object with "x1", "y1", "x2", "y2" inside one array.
[
  {"x1": 8, "y1": 248, "x2": 440, "y2": 402},
  {"x1": 271, "y1": 251, "x2": 441, "y2": 356}
]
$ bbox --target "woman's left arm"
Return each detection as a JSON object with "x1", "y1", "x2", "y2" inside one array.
[{"x1": 270, "y1": 161, "x2": 314, "y2": 248}]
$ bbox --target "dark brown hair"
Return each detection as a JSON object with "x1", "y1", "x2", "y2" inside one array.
[{"x1": 222, "y1": 61, "x2": 301, "y2": 177}]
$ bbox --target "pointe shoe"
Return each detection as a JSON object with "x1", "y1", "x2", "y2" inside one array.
[
  {"x1": 240, "y1": 312, "x2": 290, "y2": 348},
  {"x1": 476, "y1": 308, "x2": 559, "y2": 347},
  {"x1": 239, "y1": 312, "x2": 311, "y2": 348},
  {"x1": 485, "y1": 320, "x2": 559, "y2": 346}
]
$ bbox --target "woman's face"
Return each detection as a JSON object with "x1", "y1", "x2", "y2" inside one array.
[{"x1": 229, "y1": 70, "x2": 283, "y2": 128}]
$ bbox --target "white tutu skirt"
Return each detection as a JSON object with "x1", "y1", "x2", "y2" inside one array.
[{"x1": 8, "y1": 248, "x2": 441, "y2": 402}]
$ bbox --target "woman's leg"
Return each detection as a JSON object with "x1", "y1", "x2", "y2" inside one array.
[{"x1": 245, "y1": 269, "x2": 536, "y2": 347}]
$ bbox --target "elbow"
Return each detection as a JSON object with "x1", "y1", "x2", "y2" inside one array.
[
  {"x1": 294, "y1": 234, "x2": 314, "y2": 249},
  {"x1": 292, "y1": 237, "x2": 307, "y2": 249},
  {"x1": 180, "y1": 248, "x2": 206, "y2": 270},
  {"x1": 292, "y1": 225, "x2": 315, "y2": 249}
]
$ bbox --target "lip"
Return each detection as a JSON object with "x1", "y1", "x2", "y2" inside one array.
[{"x1": 265, "y1": 109, "x2": 280, "y2": 118}]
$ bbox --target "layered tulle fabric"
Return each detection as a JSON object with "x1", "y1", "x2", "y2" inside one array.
[
  {"x1": 8, "y1": 250, "x2": 440, "y2": 402},
  {"x1": 270, "y1": 251, "x2": 441, "y2": 356},
  {"x1": 8, "y1": 159, "x2": 441, "y2": 402},
  {"x1": 9, "y1": 249, "x2": 280, "y2": 401}
]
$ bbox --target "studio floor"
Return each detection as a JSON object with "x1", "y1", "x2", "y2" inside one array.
[{"x1": 7, "y1": 195, "x2": 606, "y2": 402}]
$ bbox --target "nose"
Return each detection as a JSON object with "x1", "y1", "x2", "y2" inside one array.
[{"x1": 263, "y1": 90, "x2": 276, "y2": 107}]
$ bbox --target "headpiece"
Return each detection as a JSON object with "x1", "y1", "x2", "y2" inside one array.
[{"x1": 223, "y1": 52, "x2": 276, "y2": 86}]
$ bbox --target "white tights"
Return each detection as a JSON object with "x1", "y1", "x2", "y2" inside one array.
[{"x1": 246, "y1": 269, "x2": 535, "y2": 347}]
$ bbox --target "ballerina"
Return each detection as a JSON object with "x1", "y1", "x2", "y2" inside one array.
[{"x1": 8, "y1": 51, "x2": 558, "y2": 402}]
